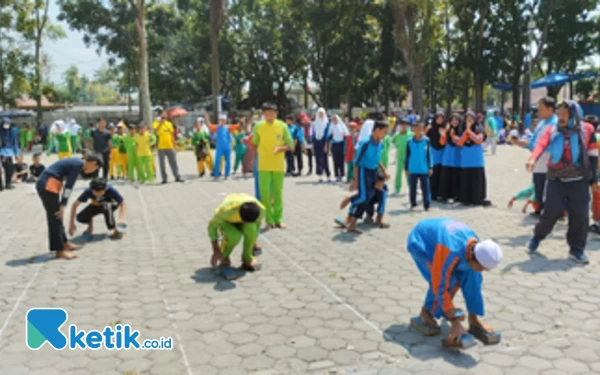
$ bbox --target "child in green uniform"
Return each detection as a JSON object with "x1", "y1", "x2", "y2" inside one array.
[
  {"x1": 135, "y1": 123, "x2": 155, "y2": 183},
  {"x1": 191, "y1": 122, "x2": 212, "y2": 177},
  {"x1": 207, "y1": 193, "x2": 265, "y2": 280},
  {"x1": 123, "y1": 125, "x2": 138, "y2": 182},
  {"x1": 20, "y1": 125, "x2": 29, "y2": 151},
  {"x1": 391, "y1": 117, "x2": 413, "y2": 194},
  {"x1": 52, "y1": 124, "x2": 72, "y2": 159},
  {"x1": 109, "y1": 125, "x2": 121, "y2": 179},
  {"x1": 233, "y1": 129, "x2": 247, "y2": 174},
  {"x1": 116, "y1": 124, "x2": 128, "y2": 177}
]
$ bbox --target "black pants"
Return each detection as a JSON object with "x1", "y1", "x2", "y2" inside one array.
[
  {"x1": 331, "y1": 142, "x2": 345, "y2": 178},
  {"x1": 38, "y1": 188, "x2": 67, "y2": 251},
  {"x1": 100, "y1": 151, "x2": 110, "y2": 179},
  {"x1": 294, "y1": 143, "x2": 303, "y2": 174},
  {"x1": 305, "y1": 148, "x2": 313, "y2": 173},
  {"x1": 534, "y1": 179, "x2": 589, "y2": 251},
  {"x1": 533, "y1": 173, "x2": 547, "y2": 213},
  {"x1": 285, "y1": 150, "x2": 295, "y2": 174},
  {"x1": 2, "y1": 157, "x2": 14, "y2": 189},
  {"x1": 76, "y1": 203, "x2": 118, "y2": 230},
  {"x1": 409, "y1": 174, "x2": 431, "y2": 209}
]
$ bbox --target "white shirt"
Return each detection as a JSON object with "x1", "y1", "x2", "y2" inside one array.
[{"x1": 330, "y1": 123, "x2": 348, "y2": 142}]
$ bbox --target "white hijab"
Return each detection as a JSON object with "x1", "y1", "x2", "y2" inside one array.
[
  {"x1": 51, "y1": 120, "x2": 66, "y2": 134},
  {"x1": 312, "y1": 107, "x2": 329, "y2": 140},
  {"x1": 358, "y1": 120, "x2": 374, "y2": 143},
  {"x1": 330, "y1": 115, "x2": 348, "y2": 142}
]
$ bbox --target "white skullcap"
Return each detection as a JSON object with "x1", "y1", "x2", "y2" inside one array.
[
  {"x1": 474, "y1": 239, "x2": 503, "y2": 270},
  {"x1": 219, "y1": 114, "x2": 227, "y2": 120}
]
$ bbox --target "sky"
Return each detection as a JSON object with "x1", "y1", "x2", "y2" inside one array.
[{"x1": 44, "y1": 0, "x2": 110, "y2": 84}]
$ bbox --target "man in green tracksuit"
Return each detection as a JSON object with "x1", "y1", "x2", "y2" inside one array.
[
  {"x1": 123, "y1": 124, "x2": 138, "y2": 181},
  {"x1": 391, "y1": 117, "x2": 412, "y2": 195}
]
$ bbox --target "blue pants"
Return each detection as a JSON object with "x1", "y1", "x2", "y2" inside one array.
[
  {"x1": 409, "y1": 174, "x2": 431, "y2": 209},
  {"x1": 331, "y1": 142, "x2": 345, "y2": 178},
  {"x1": 408, "y1": 250, "x2": 484, "y2": 318},
  {"x1": 349, "y1": 167, "x2": 377, "y2": 219},
  {"x1": 313, "y1": 139, "x2": 330, "y2": 177},
  {"x1": 366, "y1": 185, "x2": 388, "y2": 217},
  {"x1": 254, "y1": 157, "x2": 260, "y2": 200},
  {"x1": 214, "y1": 147, "x2": 231, "y2": 177}
]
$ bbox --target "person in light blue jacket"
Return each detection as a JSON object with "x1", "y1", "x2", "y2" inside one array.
[
  {"x1": 0, "y1": 117, "x2": 20, "y2": 190},
  {"x1": 405, "y1": 123, "x2": 433, "y2": 210}
]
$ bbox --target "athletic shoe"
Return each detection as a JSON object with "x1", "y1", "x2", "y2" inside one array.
[
  {"x1": 526, "y1": 236, "x2": 541, "y2": 253},
  {"x1": 568, "y1": 250, "x2": 589, "y2": 265}
]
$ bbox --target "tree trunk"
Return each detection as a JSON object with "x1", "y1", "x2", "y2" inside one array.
[
  {"x1": 0, "y1": 49, "x2": 5, "y2": 110},
  {"x1": 303, "y1": 71, "x2": 308, "y2": 109},
  {"x1": 127, "y1": 59, "x2": 132, "y2": 113},
  {"x1": 35, "y1": 38, "x2": 42, "y2": 126},
  {"x1": 210, "y1": 0, "x2": 222, "y2": 122},
  {"x1": 521, "y1": 61, "x2": 531, "y2": 121},
  {"x1": 568, "y1": 77, "x2": 573, "y2": 100},
  {"x1": 474, "y1": 69, "x2": 484, "y2": 113},
  {"x1": 461, "y1": 71, "x2": 470, "y2": 112},
  {"x1": 135, "y1": 1, "x2": 152, "y2": 126},
  {"x1": 411, "y1": 73, "x2": 424, "y2": 118}
]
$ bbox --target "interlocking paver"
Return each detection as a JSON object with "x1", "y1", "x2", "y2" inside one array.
[{"x1": 2, "y1": 147, "x2": 600, "y2": 374}]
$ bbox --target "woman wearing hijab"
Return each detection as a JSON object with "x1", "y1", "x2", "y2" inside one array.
[
  {"x1": 312, "y1": 108, "x2": 331, "y2": 182},
  {"x1": 330, "y1": 115, "x2": 349, "y2": 182},
  {"x1": 439, "y1": 114, "x2": 462, "y2": 202},
  {"x1": 426, "y1": 113, "x2": 447, "y2": 201},
  {"x1": 455, "y1": 112, "x2": 488, "y2": 206}
]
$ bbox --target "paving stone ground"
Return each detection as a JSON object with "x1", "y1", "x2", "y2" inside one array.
[{"x1": 1, "y1": 145, "x2": 600, "y2": 375}]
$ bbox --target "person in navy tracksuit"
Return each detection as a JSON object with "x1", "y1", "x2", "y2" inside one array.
[
  {"x1": 36, "y1": 155, "x2": 102, "y2": 260},
  {"x1": 0, "y1": 117, "x2": 20, "y2": 190},
  {"x1": 406, "y1": 123, "x2": 433, "y2": 210},
  {"x1": 364, "y1": 173, "x2": 389, "y2": 228},
  {"x1": 342, "y1": 120, "x2": 390, "y2": 233}
]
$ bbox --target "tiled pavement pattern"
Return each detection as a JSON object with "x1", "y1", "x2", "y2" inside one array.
[{"x1": 1, "y1": 146, "x2": 600, "y2": 375}]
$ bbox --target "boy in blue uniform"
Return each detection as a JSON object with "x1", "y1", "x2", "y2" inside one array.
[
  {"x1": 407, "y1": 218, "x2": 502, "y2": 344},
  {"x1": 37, "y1": 155, "x2": 102, "y2": 260},
  {"x1": 338, "y1": 120, "x2": 390, "y2": 233},
  {"x1": 68, "y1": 178, "x2": 127, "y2": 240},
  {"x1": 406, "y1": 123, "x2": 433, "y2": 210},
  {"x1": 365, "y1": 173, "x2": 389, "y2": 228}
]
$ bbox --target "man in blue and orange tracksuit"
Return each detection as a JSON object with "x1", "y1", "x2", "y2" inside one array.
[{"x1": 407, "y1": 218, "x2": 503, "y2": 344}]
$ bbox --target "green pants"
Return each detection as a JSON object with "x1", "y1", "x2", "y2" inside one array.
[
  {"x1": 220, "y1": 222, "x2": 258, "y2": 263},
  {"x1": 346, "y1": 162, "x2": 354, "y2": 182},
  {"x1": 234, "y1": 148, "x2": 245, "y2": 172},
  {"x1": 70, "y1": 136, "x2": 79, "y2": 152},
  {"x1": 127, "y1": 152, "x2": 138, "y2": 181},
  {"x1": 138, "y1": 155, "x2": 154, "y2": 183},
  {"x1": 395, "y1": 157, "x2": 407, "y2": 192},
  {"x1": 382, "y1": 153, "x2": 389, "y2": 169},
  {"x1": 258, "y1": 171, "x2": 284, "y2": 225}
]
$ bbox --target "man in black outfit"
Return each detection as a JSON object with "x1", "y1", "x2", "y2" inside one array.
[{"x1": 90, "y1": 118, "x2": 112, "y2": 179}]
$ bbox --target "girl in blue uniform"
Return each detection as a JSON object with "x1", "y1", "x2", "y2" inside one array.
[
  {"x1": 425, "y1": 113, "x2": 447, "y2": 201},
  {"x1": 439, "y1": 114, "x2": 462, "y2": 202},
  {"x1": 455, "y1": 112, "x2": 489, "y2": 206}
]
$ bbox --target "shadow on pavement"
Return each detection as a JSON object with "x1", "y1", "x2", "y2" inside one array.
[
  {"x1": 6, "y1": 253, "x2": 55, "y2": 267},
  {"x1": 383, "y1": 323, "x2": 478, "y2": 369},
  {"x1": 191, "y1": 267, "x2": 247, "y2": 291},
  {"x1": 70, "y1": 233, "x2": 108, "y2": 245},
  {"x1": 501, "y1": 252, "x2": 577, "y2": 274}
]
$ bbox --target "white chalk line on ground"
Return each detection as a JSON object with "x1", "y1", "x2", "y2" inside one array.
[
  {"x1": 0, "y1": 263, "x2": 43, "y2": 343},
  {"x1": 196, "y1": 187, "x2": 396, "y2": 344},
  {"x1": 137, "y1": 189, "x2": 193, "y2": 375},
  {"x1": 0, "y1": 187, "x2": 47, "y2": 345}
]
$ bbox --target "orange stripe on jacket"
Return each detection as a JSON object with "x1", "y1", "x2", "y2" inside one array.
[{"x1": 430, "y1": 244, "x2": 459, "y2": 314}]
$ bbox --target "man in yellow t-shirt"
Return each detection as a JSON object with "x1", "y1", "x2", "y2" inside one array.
[
  {"x1": 152, "y1": 109, "x2": 183, "y2": 184},
  {"x1": 253, "y1": 103, "x2": 294, "y2": 230}
]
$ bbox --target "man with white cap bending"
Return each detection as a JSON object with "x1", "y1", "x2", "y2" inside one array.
[{"x1": 407, "y1": 218, "x2": 503, "y2": 345}]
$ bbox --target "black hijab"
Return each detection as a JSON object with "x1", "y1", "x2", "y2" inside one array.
[
  {"x1": 457, "y1": 111, "x2": 484, "y2": 147},
  {"x1": 447, "y1": 113, "x2": 463, "y2": 146},
  {"x1": 427, "y1": 112, "x2": 446, "y2": 149}
]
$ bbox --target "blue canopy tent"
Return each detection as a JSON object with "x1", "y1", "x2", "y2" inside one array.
[{"x1": 493, "y1": 72, "x2": 598, "y2": 91}]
